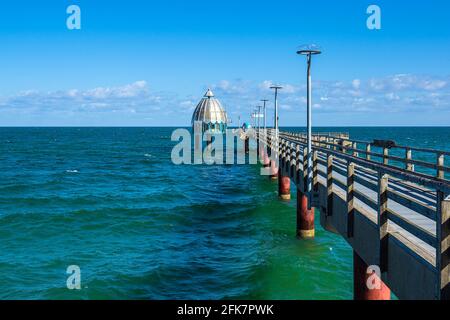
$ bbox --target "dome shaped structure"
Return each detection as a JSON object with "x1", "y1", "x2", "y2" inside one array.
[{"x1": 191, "y1": 89, "x2": 228, "y2": 133}]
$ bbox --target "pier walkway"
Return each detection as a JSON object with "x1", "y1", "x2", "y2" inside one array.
[{"x1": 256, "y1": 129, "x2": 450, "y2": 300}]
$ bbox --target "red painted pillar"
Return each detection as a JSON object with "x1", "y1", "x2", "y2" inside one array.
[
  {"x1": 353, "y1": 251, "x2": 391, "y2": 300},
  {"x1": 278, "y1": 169, "x2": 291, "y2": 200},
  {"x1": 296, "y1": 189, "x2": 314, "y2": 238},
  {"x1": 270, "y1": 160, "x2": 278, "y2": 180}
]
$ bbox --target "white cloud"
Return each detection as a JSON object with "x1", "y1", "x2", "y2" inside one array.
[
  {"x1": 209, "y1": 74, "x2": 450, "y2": 116},
  {"x1": 0, "y1": 74, "x2": 449, "y2": 125}
]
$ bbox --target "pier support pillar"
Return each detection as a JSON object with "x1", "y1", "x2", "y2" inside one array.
[
  {"x1": 296, "y1": 190, "x2": 314, "y2": 239},
  {"x1": 353, "y1": 251, "x2": 391, "y2": 300},
  {"x1": 263, "y1": 152, "x2": 270, "y2": 168},
  {"x1": 259, "y1": 144, "x2": 266, "y2": 162},
  {"x1": 245, "y1": 137, "x2": 249, "y2": 153},
  {"x1": 256, "y1": 136, "x2": 260, "y2": 158},
  {"x1": 278, "y1": 170, "x2": 291, "y2": 200},
  {"x1": 270, "y1": 160, "x2": 278, "y2": 180}
]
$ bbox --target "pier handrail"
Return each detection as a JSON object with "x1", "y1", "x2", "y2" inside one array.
[
  {"x1": 272, "y1": 130, "x2": 449, "y2": 180},
  {"x1": 285, "y1": 130, "x2": 450, "y2": 156}
]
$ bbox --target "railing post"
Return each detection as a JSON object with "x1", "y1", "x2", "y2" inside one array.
[
  {"x1": 313, "y1": 150, "x2": 318, "y2": 192},
  {"x1": 256, "y1": 128, "x2": 260, "y2": 158},
  {"x1": 437, "y1": 153, "x2": 445, "y2": 179},
  {"x1": 347, "y1": 162, "x2": 355, "y2": 238},
  {"x1": 378, "y1": 173, "x2": 389, "y2": 272},
  {"x1": 327, "y1": 155, "x2": 333, "y2": 217},
  {"x1": 352, "y1": 142, "x2": 358, "y2": 157},
  {"x1": 383, "y1": 148, "x2": 389, "y2": 165},
  {"x1": 295, "y1": 144, "x2": 301, "y2": 185},
  {"x1": 436, "y1": 190, "x2": 450, "y2": 300},
  {"x1": 302, "y1": 147, "x2": 308, "y2": 193},
  {"x1": 291, "y1": 144, "x2": 296, "y2": 179},
  {"x1": 366, "y1": 144, "x2": 371, "y2": 161},
  {"x1": 406, "y1": 148, "x2": 413, "y2": 171}
]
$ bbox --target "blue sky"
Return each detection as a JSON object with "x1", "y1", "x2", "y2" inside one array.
[{"x1": 0, "y1": 0, "x2": 449, "y2": 126}]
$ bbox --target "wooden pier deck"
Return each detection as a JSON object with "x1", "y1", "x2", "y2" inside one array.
[{"x1": 257, "y1": 129, "x2": 450, "y2": 300}]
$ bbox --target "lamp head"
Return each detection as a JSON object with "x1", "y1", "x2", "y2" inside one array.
[{"x1": 297, "y1": 44, "x2": 322, "y2": 55}]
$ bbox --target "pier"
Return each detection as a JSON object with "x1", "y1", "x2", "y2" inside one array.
[{"x1": 255, "y1": 129, "x2": 450, "y2": 300}]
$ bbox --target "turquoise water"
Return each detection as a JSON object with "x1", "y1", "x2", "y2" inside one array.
[{"x1": 0, "y1": 127, "x2": 448, "y2": 299}]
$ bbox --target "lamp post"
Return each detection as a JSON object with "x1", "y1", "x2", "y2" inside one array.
[
  {"x1": 257, "y1": 105, "x2": 263, "y2": 132},
  {"x1": 270, "y1": 86, "x2": 282, "y2": 130},
  {"x1": 261, "y1": 99, "x2": 268, "y2": 131},
  {"x1": 297, "y1": 46, "x2": 321, "y2": 207}
]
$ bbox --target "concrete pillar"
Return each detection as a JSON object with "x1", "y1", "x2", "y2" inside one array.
[
  {"x1": 353, "y1": 251, "x2": 391, "y2": 300},
  {"x1": 296, "y1": 189, "x2": 314, "y2": 238},
  {"x1": 278, "y1": 170, "x2": 291, "y2": 200}
]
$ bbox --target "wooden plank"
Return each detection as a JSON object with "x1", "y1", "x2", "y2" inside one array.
[
  {"x1": 347, "y1": 162, "x2": 355, "y2": 238},
  {"x1": 388, "y1": 188, "x2": 436, "y2": 221},
  {"x1": 327, "y1": 155, "x2": 333, "y2": 217},
  {"x1": 354, "y1": 174, "x2": 378, "y2": 194},
  {"x1": 354, "y1": 188, "x2": 379, "y2": 211},
  {"x1": 387, "y1": 208, "x2": 437, "y2": 247}
]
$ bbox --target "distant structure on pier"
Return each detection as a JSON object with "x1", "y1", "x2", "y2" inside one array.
[{"x1": 191, "y1": 89, "x2": 228, "y2": 133}]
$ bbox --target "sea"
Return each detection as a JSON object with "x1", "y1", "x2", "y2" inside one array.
[{"x1": 0, "y1": 127, "x2": 448, "y2": 299}]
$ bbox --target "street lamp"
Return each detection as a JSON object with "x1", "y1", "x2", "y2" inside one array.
[
  {"x1": 270, "y1": 85, "x2": 282, "y2": 159},
  {"x1": 270, "y1": 85, "x2": 282, "y2": 130},
  {"x1": 297, "y1": 45, "x2": 322, "y2": 207},
  {"x1": 260, "y1": 99, "x2": 269, "y2": 131},
  {"x1": 257, "y1": 105, "x2": 263, "y2": 132}
]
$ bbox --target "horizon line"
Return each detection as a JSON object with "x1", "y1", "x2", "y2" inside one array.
[{"x1": 1, "y1": 125, "x2": 450, "y2": 128}]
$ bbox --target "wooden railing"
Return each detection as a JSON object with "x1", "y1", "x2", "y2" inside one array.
[
  {"x1": 257, "y1": 129, "x2": 450, "y2": 299},
  {"x1": 279, "y1": 131, "x2": 449, "y2": 180}
]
